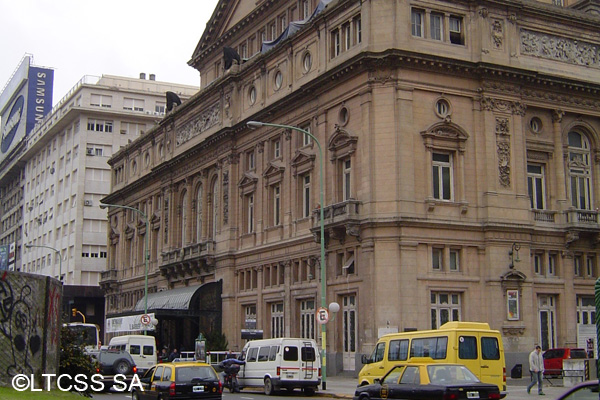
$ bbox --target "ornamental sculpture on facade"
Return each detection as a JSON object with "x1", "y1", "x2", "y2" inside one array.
[
  {"x1": 521, "y1": 29, "x2": 600, "y2": 68},
  {"x1": 176, "y1": 102, "x2": 221, "y2": 147}
]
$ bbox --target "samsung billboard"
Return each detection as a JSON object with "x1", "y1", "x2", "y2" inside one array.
[{"x1": 0, "y1": 56, "x2": 54, "y2": 165}]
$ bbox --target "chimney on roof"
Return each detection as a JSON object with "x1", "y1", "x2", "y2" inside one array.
[
  {"x1": 149, "y1": 74, "x2": 156, "y2": 81},
  {"x1": 140, "y1": 73, "x2": 146, "y2": 80}
]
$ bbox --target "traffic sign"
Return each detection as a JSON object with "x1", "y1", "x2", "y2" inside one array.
[
  {"x1": 316, "y1": 307, "x2": 329, "y2": 324},
  {"x1": 140, "y1": 314, "x2": 152, "y2": 325}
]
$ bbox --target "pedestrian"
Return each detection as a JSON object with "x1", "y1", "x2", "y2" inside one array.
[
  {"x1": 169, "y1": 348, "x2": 179, "y2": 362},
  {"x1": 160, "y1": 348, "x2": 168, "y2": 362},
  {"x1": 527, "y1": 345, "x2": 545, "y2": 395}
]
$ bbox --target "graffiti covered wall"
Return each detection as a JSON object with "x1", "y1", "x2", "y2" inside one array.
[{"x1": 0, "y1": 271, "x2": 61, "y2": 387}]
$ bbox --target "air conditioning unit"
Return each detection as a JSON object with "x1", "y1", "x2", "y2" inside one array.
[
  {"x1": 84, "y1": 200, "x2": 93, "y2": 206},
  {"x1": 86, "y1": 148, "x2": 94, "y2": 155}
]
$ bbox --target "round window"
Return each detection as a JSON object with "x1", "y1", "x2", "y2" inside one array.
[
  {"x1": 339, "y1": 106, "x2": 349, "y2": 126},
  {"x1": 303, "y1": 52, "x2": 312, "y2": 73},
  {"x1": 435, "y1": 98, "x2": 451, "y2": 119},
  {"x1": 274, "y1": 70, "x2": 283, "y2": 90},
  {"x1": 530, "y1": 117, "x2": 542, "y2": 134},
  {"x1": 249, "y1": 86, "x2": 257, "y2": 105}
]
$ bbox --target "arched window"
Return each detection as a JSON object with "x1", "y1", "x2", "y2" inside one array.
[
  {"x1": 210, "y1": 178, "x2": 219, "y2": 238},
  {"x1": 196, "y1": 185, "x2": 203, "y2": 241},
  {"x1": 180, "y1": 191, "x2": 188, "y2": 246},
  {"x1": 568, "y1": 131, "x2": 592, "y2": 210}
]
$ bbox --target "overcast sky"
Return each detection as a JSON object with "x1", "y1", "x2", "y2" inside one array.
[{"x1": 0, "y1": 0, "x2": 220, "y2": 107}]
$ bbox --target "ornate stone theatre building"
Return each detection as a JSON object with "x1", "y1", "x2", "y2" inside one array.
[{"x1": 101, "y1": 0, "x2": 600, "y2": 373}]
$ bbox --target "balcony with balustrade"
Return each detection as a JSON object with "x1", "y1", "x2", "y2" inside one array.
[
  {"x1": 159, "y1": 240, "x2": 216, "y2": 280},
  {"x1": 310, "y1": 199, "x2": 361, "y2": 245}
]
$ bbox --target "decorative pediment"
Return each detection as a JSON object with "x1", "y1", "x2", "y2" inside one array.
[
  {"x1": 238, "y1": 171, "x2": 258, "y2": 195},
  {"x1": 328, "y1": 125, "x2": 358, "y2": 161},
  {"x1": 291, "y1": 149, "x2": 316, "y2": 176},
  {"x1": 124, "y1": 223, "x2": 136, "y2": 240},
  {"x1": 500, "y1": 269, "x2": 526, "y2": 291},
  {"x1": 263, "y1": 160, "x2": 285, "y2": 186},
  {"x1": 421, "y1": 122, "x2": 469, "y2": 152}
]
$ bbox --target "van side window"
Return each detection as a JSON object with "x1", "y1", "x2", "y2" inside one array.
[
  {"x1": 301, "y1": 346, "x2": 316, "y2": 361},
  {"x1": 247, "y1": 347, "x2": 258, "y2": 362},
  {"x1": 163, "y1": 366, "x2": 172, "y2": 381},
  {"x1": 143, "y1": 345, "x2": 154, "y2": 356},
  {"x1": 374, "y1": 342, "x2": 385, "y2": 362},
  {"x1": 389, "y1": 339, "x2": 409, "y2": 361},
  {"x1": 458, "y1": 336, "x2": 477, "y2": 359},
  {"x1": 481, "y1": 337, "x2": 500, "y2": 360},
  {"x1": 283, "y1": 346, "x2": 299, "y2": 361},
  {"x1": 269, "y1": 346, "x2": 278, "y2": 361},
  {"x1": 410, "y1": 337, "x2": 447, "y2": 359},
  {"x1": 130, "y1": 345, "x2": 141, "y2": 355},
  {"x1": 258, "y1": 346, "x2": 270, "y2": 361}
]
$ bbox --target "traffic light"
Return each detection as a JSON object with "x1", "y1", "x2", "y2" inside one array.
[{"x1": 72, "y1": 308, "x2": 77, "y2": 317}]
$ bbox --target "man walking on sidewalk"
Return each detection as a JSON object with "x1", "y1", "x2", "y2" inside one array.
[{"x1": 527, "y1": 345, "x2": 545, "y2": 395}]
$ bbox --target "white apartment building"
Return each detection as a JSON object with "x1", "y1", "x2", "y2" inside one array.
[{"x1": 19, "y1": 74, "x2": 198, "y2": 286}]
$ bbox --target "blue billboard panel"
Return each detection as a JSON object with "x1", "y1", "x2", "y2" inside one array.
[{"x1": 26, "y1": 66, "x2": 54, "y2": 134}]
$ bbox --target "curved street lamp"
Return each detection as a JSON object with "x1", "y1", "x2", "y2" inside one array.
[
  {"x1": 100, "y1": 203, "x2": 150, "y2": 335},
  {"x1": 25, "y1": 243, "x2": 62, "y2": 282},
  {"x1": 248, "y1": 120, "x2": 328, "y2": 389}
]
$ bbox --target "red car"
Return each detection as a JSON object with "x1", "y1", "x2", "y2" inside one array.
[{"x1": 543, "y1": 348, "x2": 587, "y2": 377}]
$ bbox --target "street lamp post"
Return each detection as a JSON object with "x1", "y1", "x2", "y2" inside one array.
[
  {"x1": 100, "y1": 203, "x2": 150, "y2": 335},
  {"x1": 248, "y1": 120, "x2": 328, "y2": 390},
  {"x1": 25, "y1": 244, "x2": 62, "y2": 282}
]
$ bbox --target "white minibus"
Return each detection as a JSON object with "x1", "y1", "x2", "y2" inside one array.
[{"x1": 108, "y1": 334, "x2": 157, "y2": 372}]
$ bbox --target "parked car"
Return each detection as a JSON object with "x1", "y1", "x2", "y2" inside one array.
[
  {"x1": 353, "y1": 360, "x2": 502, "y2": 400},
  {"x1": 132, "y1": 361, "x2": 222, "y2": 400},
  {"x1": 543, "y1": 348, "x2": 587, "y2": 377},
  {"x1": 92, "y1": 348, "x2": 137, "y2": 375},
  {"x1": 555, "y1": 380, "x2": 598, "y2": 399}
]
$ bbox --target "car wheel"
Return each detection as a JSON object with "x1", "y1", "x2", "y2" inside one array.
[
  {"x1": 359, "y1": 394, "x2": 371, "y2": 400},
  {"x1": 264, "y1": 377, "x2": 274, "y2": 395},
  {"x1": 303, "y1": 387, "x2": 316, "y2": 396},
  {"x1": 132, "y1": 391, "x2": 140, "y2": 400},
  {"x1": 114, "y1": 359, "x2": 131, "y2": 375}
]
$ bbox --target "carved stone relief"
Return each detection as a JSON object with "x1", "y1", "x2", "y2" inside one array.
[
  {"x1": 492, "y1": 20, "x2": 503, "y2": 50},
  {"x1": 497, "y1": 141, "x2": 511, "y2": 187},
  {"x1": 521, "y1": 29, "x2": 600, "y2": 68},
  {"x1": 222, "y1": 171, "x2": 229, "y2": 224},
  {"x1": 176, "y1": 103, "x2": 221, "y2": 147},
  {"x1": 496, "y1": 118, "x2": 510, "y2": 136}
]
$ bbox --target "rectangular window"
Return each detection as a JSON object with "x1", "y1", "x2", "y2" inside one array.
[
  {"x1": 431, "y1": 292, "x2": 461, "y2": 329},
  {"x1": 458, "y1": 336, "x2": 477, "y2": 359},
  {"x1": 300, "y1": 299, "x2": 315, "y2": 339},
  {"x1": 432, "y1": 248, "x2": 443, "y2": 270},
  {"x1": 411, "y1": 9, "x2": 424, "y2": 37},
  {"x1": 90, "y1": 94, "x2": 112, "y2": 108},
  {"x1": 247, "y1": 194, "x2": 254, "y2": 233},
  {"x1": 575, "y1": 255, "x2": 583, "y2": 277},
  {"x1": 354, "y1": 16, "x2": 362, "y2": 44},
  {"x1": 247, "y1": 151, "x2": 255, "y2": 170},
  {"x1": 587, "y1": 256, "x2": 595, "y2": 277},
  {"x1": 433, "y1": 153, "x2": 452, "y2": 200},
  {"x1": 527, "y1": 164, "x2": 545, "y2": 209},
  {"x1": 123, "y1": 98, "x2": 145, "y2": 112},
  {"x1": 258, "y1": 346, "x2": 270, "y2": 362},
  {"x1": 302, "y1": 124, "x2": 312, "y2": 146},
  {"x1": 410, "y1": 337, "x2": 448, "y2": 359},
  {"x1": 343, "y1": 159, "x2": 352, "y2": 200},
  {"x1": 273, "y1": 139, "x2": 281, "y2": 159},
  {"x1": 271, "y1": 302, "x2": 284, "y2": 338},
  {"x1": 283, "y1": 345, "x2": 298, "y2": 361},
  {"x1": 449, "y1": 249, "x2": 459, "y2": 271},
  {"x1": 534, "y1": 254, "x2": 543, "y2": 275},
  {"x1": 430, "y1": 13, "x2": 443, "y2": 41},
  {"x1": 332, "y1": 29, "x2": 341, "y2": 57},
  {"x1": 273, "y1": 185, "x2": 281, "y2": 226},
  {"x1": 548, "y1": 254, "x2": 556, "y2": 276},
  {"x1": 449, "y1": 15, "x2": 464, "y2": 45},
  {"x1": 303, "y1": 174, "x2": 311, "y2": 218},
  {"x1": 343, "y1": 22, "x2": 351, "y2": 51}
]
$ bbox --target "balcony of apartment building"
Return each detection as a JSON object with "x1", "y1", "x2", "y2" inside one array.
[
  {"x1": 159, "y1": 240, "x2": 216, "y2": 281},
  {"x1": 310, "y1": 199, "x2": 361, "y2": 245},
  {"x1": 99, "y1": 268, "x2": 118, "y2": 291}
]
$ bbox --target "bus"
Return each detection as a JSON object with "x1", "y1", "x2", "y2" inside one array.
[{"x1": 64, "y1": 322, "x2": 101, "y2": 353}]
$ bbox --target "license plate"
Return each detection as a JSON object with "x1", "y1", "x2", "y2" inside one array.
[
  {"x1": 193, "y1": 386, "x2": 204, "y2": 392},
  {"x1": 466, "y1": 391, "x2": 479, "y2": 399},
  {"x1": 286, "y1": 374, "x2": 294, "y2": 378}
]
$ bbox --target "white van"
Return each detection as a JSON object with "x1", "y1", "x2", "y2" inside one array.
[
  {"x1": 238, "y1": 338, "x2": 321, "y2": 395},
  {"x1": 108, "y1": 334, "x2": 157, "y2": 372}
]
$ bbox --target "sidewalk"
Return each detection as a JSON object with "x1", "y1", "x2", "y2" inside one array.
[{"x1": 315, "y1": 375, "x2": 572, "y2": 399}]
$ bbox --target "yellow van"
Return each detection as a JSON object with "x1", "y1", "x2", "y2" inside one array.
[{"x1": 358, "y1": 322, "x2": 506, "y2": 393}]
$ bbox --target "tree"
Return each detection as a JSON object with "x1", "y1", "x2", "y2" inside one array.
[
  {"x1": 59, "y1": 326, "x2": 98, "y2": 397},
  {"x1": 204, "y1": 331, "x2": 228, "y2": 352}
]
